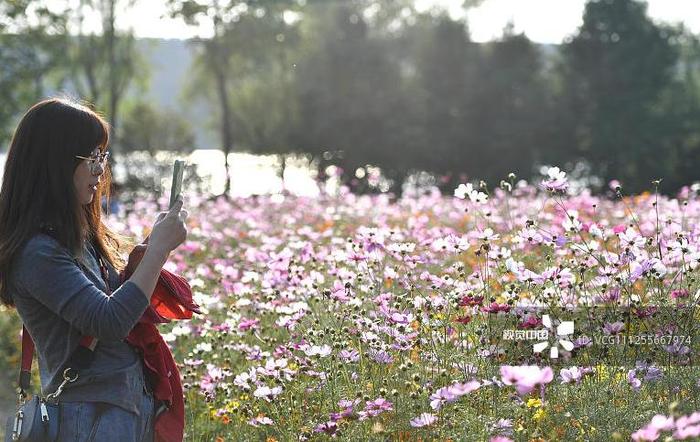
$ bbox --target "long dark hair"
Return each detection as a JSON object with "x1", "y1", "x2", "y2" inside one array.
[{"x1": 0, "y1": 98, "x2": 131, "y2": 306}]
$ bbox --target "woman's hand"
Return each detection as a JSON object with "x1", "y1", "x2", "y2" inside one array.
[{"x1": 148, "y1": 197, "x2": 188, "y2": 257}]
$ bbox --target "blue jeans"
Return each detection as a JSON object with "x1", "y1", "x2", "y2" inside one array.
[{"x1": 57, "y1": 386, "x2": 155, "y2": 441}]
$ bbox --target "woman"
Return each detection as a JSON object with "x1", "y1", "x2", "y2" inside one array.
[{"x1": 0, "y1": 98, "x2": 188, "y2": 441}]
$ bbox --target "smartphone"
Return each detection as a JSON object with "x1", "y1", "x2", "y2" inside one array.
[{"x1": 169, "y1": 160, "x2": 185, "y2": 209}]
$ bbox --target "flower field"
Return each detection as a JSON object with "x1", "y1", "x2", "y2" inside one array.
[{"x1": 111, "y1": 169, "x2": 700, "y2": 441}]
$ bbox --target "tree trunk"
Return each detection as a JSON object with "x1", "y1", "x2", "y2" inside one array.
[
  {"x1": 279, "y1": 154, "x2": 287, "y2": 191},
  {"x1": 105, "y1": 0, "x2": 119, "y2": 155},
  {"x1": 213, "y1": 50, "x2": 233, "y2": 198}
]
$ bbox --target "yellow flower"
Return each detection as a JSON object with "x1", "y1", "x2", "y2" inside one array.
[
  {"x1": 526, "y1": 398, "x2": 542, "y2": 408},
  {"x1": 596, "y1": 364, "x2": 609, "y2": 381},
  {"x1": 533, "y1": 409, "x2": 546, "y2": 422},
  {"x1": 227, "y1": 400, "x2": 240, "y2": 412}
]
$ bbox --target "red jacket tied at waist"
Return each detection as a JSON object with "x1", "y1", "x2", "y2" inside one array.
[{"x1": 121, "y1": 245, "x2": 201, "y2": 442}]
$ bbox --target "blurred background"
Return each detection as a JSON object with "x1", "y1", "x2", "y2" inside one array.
[{"x1": 2, "y1": 0, "x2": 700, "y2": 201}]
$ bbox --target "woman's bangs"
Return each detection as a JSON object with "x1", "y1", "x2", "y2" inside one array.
[{"x1": 75, "y1": 110, "x2": 110, "y2": 156}]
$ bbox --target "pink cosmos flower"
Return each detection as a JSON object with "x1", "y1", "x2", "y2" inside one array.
[
  {"x1": 303, "y1": 344, "x2": 332, "y2": 357},
  {"x1": 628, "y1": 370, "x2": 642, "y2": 391},
  {"x1": 675, "y1": 425, "x2": 700, "y2": 440},
  {"x1": 339, "y1": 349, "x2": 360, "y2": 363},
  {"x1": 248, "y1": 416, "x2": 274, "y2": 427},
  {"x1": 603, "y1": 321, "x2": 625, "y2": 335},
  {"x1": 560, "y1": 366, "x2": 591, "y2": 384},
  {"x1": 649, "y1": 415, "x2": 675, "y2": 432},
  {"x1": 500, "y1": 365, "x2": 553, "y2": 396},
  {"x1": 329, "y1": 397, "x2": 360, "y2": 421},
  {"x1": 238, "y1": 317, "x2": 260, "y2": 331},
  {"x1": 631, "y1": 426, "x2": 659, "y2": 441},
  {"x1": 541, "y1": 167, "x2": 568, "y2": 192},
  {"x1": 430, "y1": 380, "x2": 480, "y2": 410},
  {"x1": 674, "y1": 412, "x2": 700, "y2": 439},
  {"x1": 358, "y1": 398, "x2": 394, "y2": 421},
  {"x1": 253, "y1": 385, "x2": 283, "y2": 402},
  {"x1": 454, "y1": 183, "x2": 488, "y2": 203},
  {"x1": 675, "y1": 412, "x2": 700, "y2": 429},
  {"x1": 314, "y1": 421, "x2": 339, "y2": 436},
  {"x1": 671, "y1": 289, "x2": 690, "y2": 299},
  {"x1": 410, "y1": 413, "x2": 438, "y2": 428},
  {"x1": 619, "y1": 227, "x2": 645, "y2": 249},
  {"x1": 634, "y1": 411, "x2": 700, "y2": 441},
  {"x1": 481, "y1": 302, "x2": 511, "y2": 314}
]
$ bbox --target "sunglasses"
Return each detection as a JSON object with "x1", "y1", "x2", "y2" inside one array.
[{"x1": 75, "y1": 151, "x2": 110, "y2": 174}]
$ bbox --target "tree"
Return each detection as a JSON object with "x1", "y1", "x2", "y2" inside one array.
[
  {"x1": 220, "y1": 8, "x2": 302, "y2": 185},
  {"x1": 0, "y1": 1, "x2": 70, "y2": 145},
  {"x1": 558, "y1": 0, "x2": 680, "y2": 192},
  {"x1": 294, "y1": 1, "x2": 409, "y2": 194},
  {"x1": 168, "y1": 0, "x2": 302, "y2": 197},
  {"x1": 469, "y1": 25, "x2": 550, "y2": 184},
  {"x1": 120, "y1": 100, "x2": 195, "y2": 154},
  {"x1": 54, "y1": 0, "x2": 144, "y2": 155},
  {"x1": 411, "y1": 14, "x2": 475, "y2": 190}
]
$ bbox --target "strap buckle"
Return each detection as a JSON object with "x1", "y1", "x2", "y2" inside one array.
[
  {"x1": 16, "y1": 389, "x2": 26, "y2": 407},
  {"x1": 45, "y1": 368, "x2": 79, "y2": 402}
]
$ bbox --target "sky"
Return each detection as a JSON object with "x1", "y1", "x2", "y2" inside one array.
[{"x1": 105, "y1": 0, "x2": 700, "y2": 43}]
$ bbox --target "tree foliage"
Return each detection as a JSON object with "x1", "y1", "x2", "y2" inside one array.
[{"x1": 4, "y1": 0, "x2": 700, "y2": 194}]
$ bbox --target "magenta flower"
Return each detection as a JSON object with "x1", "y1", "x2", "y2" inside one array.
[
  {"x1": 500, "y1": 366, "x2": 553, "y2": 396},
  {"x1": 314, "y1": 421, "x2": 339, "y2": 436},
  {"x1": 671, "y1": 289, "x2": 690, "y2": 299},
  {"x1": 481, "y1": 302, "x2": 511, "y2": 314},
  {"x1": 238, "y1": 317, "x2": 260, "y2": 331},
  {"x1": 410, "y1": 413, "x2": 438, "y2": 428}
]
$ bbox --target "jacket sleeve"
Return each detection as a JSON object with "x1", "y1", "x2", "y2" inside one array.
[{"x1": 14, "y1": 236, "x2": 149, "y2": 341}]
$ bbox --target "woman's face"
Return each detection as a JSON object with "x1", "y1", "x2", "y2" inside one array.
[{"x1": 73, "y1": 148, "x2": 105, "y2": 205}]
